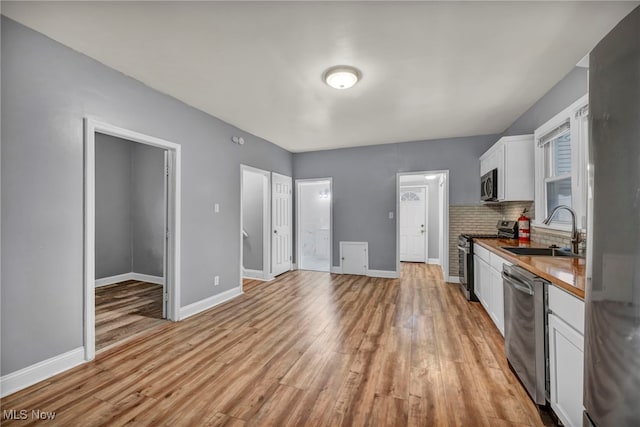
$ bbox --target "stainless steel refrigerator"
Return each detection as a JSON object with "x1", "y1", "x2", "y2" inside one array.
[{"x1": 584, "y1": 5, "x2": 640, "y2": 427}]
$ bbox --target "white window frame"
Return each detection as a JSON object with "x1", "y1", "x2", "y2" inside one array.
[{"x1": 534, "y1": 94, "x2": 589, "y2": 232}]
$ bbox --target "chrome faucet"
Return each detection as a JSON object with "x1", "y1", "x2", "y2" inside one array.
[{"x1": 543, "y1": 205, "x2": 581, "y2": 254}]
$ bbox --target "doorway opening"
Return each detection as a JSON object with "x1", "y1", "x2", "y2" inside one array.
[
  {"x1": 296, "y1": 178, "x2": 332, "y2": 272},
  {"x1": 396, "y1": 171, "x2": 449, "y2": 278},
  {"x1": 240, "y1": 165, "x2": 271, "y2": 284},
  {"x1": 84, "y1": 119, "x2": 181, "y2": 361}
]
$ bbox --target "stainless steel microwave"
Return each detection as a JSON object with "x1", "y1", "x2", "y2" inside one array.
[{"x1": 481, "y1": 169, "x2": 498, "y2": 201}]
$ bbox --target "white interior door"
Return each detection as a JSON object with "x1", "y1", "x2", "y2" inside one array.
[
  {"x1": 400, "y1": 187, "x2": 427, "y2": 262},
  {"x1": 271, "y1": 173, "x2": 292, "y2": 276}
]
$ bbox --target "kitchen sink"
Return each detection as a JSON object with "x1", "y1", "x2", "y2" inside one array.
[{"x1": 501, "y1": 247, "x2": 583, "y2": 258}]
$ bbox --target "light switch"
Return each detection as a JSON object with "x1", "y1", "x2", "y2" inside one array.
[
  {"x1": 388, "y1": 211, "x2": 394, "y2": 219},
  {"x1": 214, "y1": 203, "x2": 220, "y2": 213}
]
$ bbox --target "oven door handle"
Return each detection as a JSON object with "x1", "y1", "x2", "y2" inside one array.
[{"x1": 501, "y1": 272, "x2": 534, "y2": 295}]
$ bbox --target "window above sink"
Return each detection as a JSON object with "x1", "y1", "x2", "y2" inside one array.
[{"x1": 534, "y1": 94, "x2": 589, "y2": 232}]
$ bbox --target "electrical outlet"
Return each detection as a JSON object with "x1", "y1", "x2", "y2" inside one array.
[
  {"x1": 214, "y1": 276, "x2": 220, "y2": 286},
  {"x1": 214, "y1": 203, "x2": 220, "y2": 213},
  {"x1": 388, "y1": 211, "x2": 394, "y2": 219}
]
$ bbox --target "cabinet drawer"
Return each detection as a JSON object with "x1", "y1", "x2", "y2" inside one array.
[
  {"x1": 474, "y1": 244, "x2": 491, "y2": 263},
  {"x1": 548, "y1": 285, "x2": 585, "y2": 335},
  {"x1": 490, "y1": 252, "x2": 511, "y2": 272}
]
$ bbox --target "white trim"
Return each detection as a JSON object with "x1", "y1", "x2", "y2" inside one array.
[
  {"x1": 131, "y1": 273, "x2": 164, "y2": 285},
  {"x1": 243, "y1": 269, "x2": 266, "y2": 280},
  {"x1": 94, "y1": 272, "x2": 135, "y2": 288},
  {"x1": 330, "y1": 266, "x2": 341, "y2": 274},
  {"x1": 179, "y1": 287, "x2": 243, "y2": 320},
  {"x1": 94, "y1": 272, "x2": 164, "y2": 287},
  {"x1": 0, "y1": 347, "x2": 85, "y2": 398},
  {"x1": 428, "y1": 258, "x2": 440, "y2": 265},
  {"x1": 291, "y1": 263, "x2": 298, "y2": 270},
  {"x1": 367, "y1": 269, "x2": 399, "y2": 279},
  {"x1": 447, "y1": 276, "x2": 460, "y2": 284},
  {"x1": 295, "y1": 177, "x2": 333, "y2": 274},
  {"x1": 396, "y1": 170, "x2": 449, "y2": 282},
  {"x1": 240, "y1": 165, "x2": 272, "y2": 291},
  {"x1": 84, "y1": 118, "x2": 181, "y2": 362}
]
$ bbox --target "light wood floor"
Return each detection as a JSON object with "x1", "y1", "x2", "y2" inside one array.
[
  {"x1": 95, "y1": 280, "x2": 166, "y2": 351},
  {"x1": 2, "y1": 264, "x2": 551, "y2": 426}
]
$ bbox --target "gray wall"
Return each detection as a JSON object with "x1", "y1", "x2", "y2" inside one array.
[
  {"x1": 131, "y1": 143, "x2": 166, "y2": 277},
  {"x1": 503, "y1": 66, "x2": 589, "y2": 136},
  {"x1": 242, "y1": 170, "x2": 264, "y2": 271},
  {"x1": 1, "y1": 17, "x2": 292, "y2": 375},
  {"x1": 95, "y1": 134, "x2": 133, "y2": 278},
  {"x1": 293, "y1": 135, "x2": 498, "y2": 271}
]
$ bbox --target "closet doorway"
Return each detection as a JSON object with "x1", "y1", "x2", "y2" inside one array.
[
  {"x1": 84, "y1": 119, "x2": 181, "y2": 361},
  {"x1": 296, "y1": 178, "x2": 332, "y2": 272},
  {"x1": 240, "y1": 165, "x2": 271, "y2": 283}
]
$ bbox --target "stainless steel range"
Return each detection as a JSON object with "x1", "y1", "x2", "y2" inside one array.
[{"x1": 457, "y1": 220, "x2": 518, "y2": 301}]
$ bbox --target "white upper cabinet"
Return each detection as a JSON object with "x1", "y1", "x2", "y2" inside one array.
[{"x1": 480, "y1": 134, "x2": 535, "y2": 202}]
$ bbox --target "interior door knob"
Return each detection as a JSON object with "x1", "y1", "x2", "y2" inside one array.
[{"x1": 274, "y1": 230, "x2": 278, "y2": 234}]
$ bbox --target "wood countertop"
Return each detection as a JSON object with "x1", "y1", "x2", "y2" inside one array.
[{"x1": 474, "y1": 238, "x2": 586, "y2": 299}]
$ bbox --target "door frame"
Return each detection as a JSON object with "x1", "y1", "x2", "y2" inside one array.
[
  {"x1": 396, "y1": 170, "x2": 449, "y2": 279},
  {"x1": 84, "y1": 118, "x2": 181, "y2": 361},
  {"x1": 399, "y1": 184, "x2": 429, "y2": 263},
  {"x1": 295, "y1": 177, "x2": 333, "y2": 273},
  {"x1": 240, "y1": 165, "x2": 272, "y2": 286}
]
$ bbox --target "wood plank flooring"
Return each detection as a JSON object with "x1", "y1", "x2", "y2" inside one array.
[
  {"x1": 95, "y1": 280, "x2": 166, "y2": 351},
  {"x1": 2, "y1": 264, "x2": 552, "y2": 426}
]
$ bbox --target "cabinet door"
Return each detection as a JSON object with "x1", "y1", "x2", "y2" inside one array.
[
  {"x1": 548, "y1": 313, "x2": 584, "y2": 427},
  {"x1": 490, "y1": 267, "x2": 504, "y2": 335},
  {"x1": 474, "y1": 255, "x2": 483, "y2": 301},
  {"x1": 477, "y1": 258, "x2": 491, "y2": 312}
]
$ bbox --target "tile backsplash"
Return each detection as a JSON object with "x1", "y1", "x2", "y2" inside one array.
[{"x1": 448, "y1": 201, "x2": 586, "y2": 277}]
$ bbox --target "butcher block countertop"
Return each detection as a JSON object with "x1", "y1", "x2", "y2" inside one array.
[{"x1": 474, "y1": 238, "x2": 586, "y2": 300}]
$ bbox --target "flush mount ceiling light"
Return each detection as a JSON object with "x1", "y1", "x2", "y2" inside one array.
[{"x1": 323, "y1": 65, "x2": 361, "y2": 90}]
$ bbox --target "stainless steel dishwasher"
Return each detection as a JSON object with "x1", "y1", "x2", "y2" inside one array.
[{"x1": 502, "y1": 264, "x2": 548, "y2": 405}]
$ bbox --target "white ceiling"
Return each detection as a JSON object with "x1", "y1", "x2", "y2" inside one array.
[{"x1": 3, "y1": 1, "x2": 637, "y2": 152}]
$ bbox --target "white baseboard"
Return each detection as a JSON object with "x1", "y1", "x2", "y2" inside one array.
[
  {"x1": 330, "y1": 266, "x2": 342, "y2": 274},
  {"x1": 243, "y1": 269, "x2": 265, "y2": 280},
  {"x1": 179, "y1": 286, "x2": 243, "y2": 320},
  {"x1": 447, "y1": 276, "x2": 460, "y2": 284},
  {"x1": 367, "y1": 269, "x2": 400, "y2": 279},
  {"x1": 427, "y1": 258, "x2": 440, "y2": 265},
  {"x1": 95, "y1": 272, "x2": 164, "y2": 287},
  {"x1": 291, "y1": 263, "x2": 297, "y2": 270},
  {"x1": 131, "y1": 273, "x2": 164, "y2": 285},
  {"x1": 94, "y1": 272, "x2": 134, "y2": 287},
  {"x1": 0, "y1": 347, "x2": 85, "y2": 398}
]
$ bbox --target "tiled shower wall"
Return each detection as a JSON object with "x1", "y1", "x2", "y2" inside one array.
[{"x1": 448, "y1": 201, "x2": 585, "y2": 277}]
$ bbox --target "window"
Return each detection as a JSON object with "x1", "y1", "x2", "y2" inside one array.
[{"x1": 534, "y1": 94, "x2": 589, "y2": 230}]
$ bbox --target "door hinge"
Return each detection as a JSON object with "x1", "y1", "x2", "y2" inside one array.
[
  {"x1": 289, "y1": 256, "x2": 292, "y2": 261},
  {"x1": 165, "y1": 165, "x2": 170, "y2": 176},
  {"x1": 166, "y1": 228, "x2": 170, "y2": 238}
]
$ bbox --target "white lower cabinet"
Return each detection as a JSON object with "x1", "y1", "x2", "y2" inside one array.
[
  {"x1": 548, "y1": 286, "x2": 585, "y2": 427},
  {"x1": 473, "y1": 249, "x2": 509, "y2": 336},
  {"x1": 489, "y1": 266, "x2": 504, "y2": 334}
]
